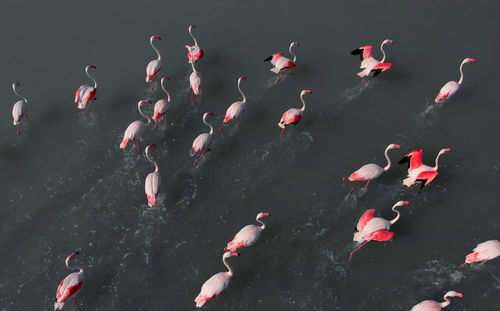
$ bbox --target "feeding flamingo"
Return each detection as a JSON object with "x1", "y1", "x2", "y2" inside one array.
[
  {"x1": 189, "y1": 112, "x2": 214, "y2": 166},
  {"x1": 278, "y1": 89, "x2": 311, "y2": 138},
  {"x1": 185, "y1": 25, "x2": 204, "y2": 63},
  {"x1": 153, "y1": 77, "x2": 171, "y2": 127},
  {"x1": 194, "y1": 251, "x2": 239, "y2": 308},
  {"x1": 145, "y1": 36, "x2": 162, "y2": 90},
  {"x1": 435, "y1": 58, "x2": 475, "y2": 103},
  {"x1": 350, "y1": 200, "x2": 410, "y2": 260},
  {"x1": 225, "y1": 212, "x2": 270, "y2": 252},
  {"x1": 410, "y1": 291, "x2": 463, "y2": 311},
  {"x1": 351, "y1": 39, "x2": 393, "y2": 78},
  {"x1": 119, "y1": 100, "x2": 152, "y2": 152},
  {"x1": 342, "y1": 143, "x2": 401, "y2": 192},
  {"x1": 75, "y1": 65, "x2": 97, "y2": 112},
  {"x1": 398, "y1": 148, "x2": 452, "y2": 190},
  {"x1": 54, "y1": 252, "x2": 84, "y2": 310},
  {"x1": 264, "y1": 41, "x2": 299, "y2": 84},
  {"x1": 460, "y1": 240, "x2": 500, "y2": 267},
  {"x1": 219, "y1": 76, "x2": 247, "y2": 132},
  {"x1": 11, "y1": 82, "x2": 29, "y2": 135},
  {"x1": 189, "y1": 56, "x2": 202, "y2": 102},
  {"x1": 144, "y1": 144, "x2": 161, "y2": 207}
]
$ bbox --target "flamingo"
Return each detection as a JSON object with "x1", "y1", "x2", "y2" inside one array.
[
  {"x1": 278, "y1": 89, "x2": 311, "y2": 138},
  {"x1": 144, "y1": 144, "x2": 161, "y2": 207},
  {"x1": 351, "y1": 39, "x2": 393, "y2": 78},
  {"x1": 410, "y1": 291, "x2": 463, "y2": 311},
  {"x1": 194, "y1": 251, "x2": 239, "y2": 308},
  {"x1": 264, "y1": 41, "x2": 299, "y2": 83},
  {"x1": 54, "y1": 252, "x2": 84, "y2": 310},
  {"x1": 460, "y1": 240, "x2": 500, "y2": 267},
  {"x1": 189, "y1": 112, "x2": 214, "y2": 166},
  {"x1": 398, "y1": 148, "x2": 452, "y2": 190},
  {"x1": 75, "y1": 65, "x2": 97, "y2": 112},
  {"x1": 119, "y1": 100, "x2": 152, "y2": 152},
  {"x1": 11, "y1": 82, "x2": 29, "y2": 135},
  {"x1": 189, "y1": 56, "x2": 202, "y2": 102},
  {"x1": 185, "y1": 25, "x2": 204, "y2": 63},
  {"x1": 152, "y1": 77, "x2": 171, "y2": 127},
  {"x1": 225, "y1": 212, "x2": 270, "y2": 252},
  {"x1": 342, "y1": 143, "x2": 401, "y2": 192},
  {"x1": 435, "y1": 58, "x2": 475, "y2": 103},
  {"x1": 350, "y1": 200, "x2": 410, "y2": 260},
  {"x1": 219, "y1": 76, "x2": 247, "y2": 132},
  {"x1": 145, "y1": 36, "x2": 162, "y2": 90}
]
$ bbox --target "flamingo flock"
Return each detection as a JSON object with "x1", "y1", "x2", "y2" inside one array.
[{"x1": 6, "y1": 21, "x2": 489, "y2": 310}]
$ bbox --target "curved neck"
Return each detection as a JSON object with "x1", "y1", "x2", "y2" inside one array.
[
  {"x1": 66, "y1": 259, "x2": 83, "y2": 273},
  {"x1": 161, "y1": 80, "x2": 171, "y2": 102},
  {"x1": 151, "y1": 39, "x2": 161, "y2": 60},
  {"x1": 223, "y1": 255, "x2": 233, "y2": 276},
  {"x1": 190, "y1": 58, "x2": 197, "y2": 72},
  {"x1": 256, "y1": 216, "x2": 266, "y2": 230},
  {"x1": 289, "y1": 44, "x2": 297, "y2": 62},
  {"x1": 383, "y1": 146, "x2": 392, "y2": 171},
  {"x1": 86, "y1": 68, "x2": 97, "y2": 88},
  {"x1": 433, "y1": 152, "x2": 445, "y2": 170},
  {"x1": 238, "y1": 80, "x2": 246, "y2": 103},
  {"x1": 389, "y1": 205, "x2": 400, "y2": 225},
  {"x1": 300, "y1": 93, "x2": 306, "y2": 111},
  {"x1": 440, "y1": 297, "x2": 451, "y2": 308},
  {"x1": 203, "y1": 115, "x2": 213, "y2": 134},
  {"x1": 138, "y1": 104, "x2": 151, "y2": 124},
  {"x1": 146, "y1": 149, "x2": 159, "y2": 172},
  {"x1": 12, "y1": 84, "x2": 27, "y2": 102},
  {"x1": 189, "y1": 27, "x2": 198, "y2": 46},
  {"x1": 458, "y1": 60, "x2": 466, "y2": 84},
  {"x1": 380, "y1": 42, "x2": 387, "y2": 63}
]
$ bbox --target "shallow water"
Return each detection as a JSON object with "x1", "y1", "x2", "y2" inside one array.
[{"x1": 1, "y1": 1, "x2": 500, "y2": 310}]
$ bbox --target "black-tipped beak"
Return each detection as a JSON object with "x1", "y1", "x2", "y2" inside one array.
[{"x1": 264, "y1": 56, "x2": 272, "y2": 62}]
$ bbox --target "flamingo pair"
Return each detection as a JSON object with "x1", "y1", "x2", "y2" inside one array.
[
  {"x1": 351, "y1": 39, "x2": 393, "y2": 78},
  {"x1": 265, "y1": 41, "x2": 299, "y2": 84},
  {"x1": 54, "y1": 252, "x2": 84, "y2": 310},
  {"x1": 435, "y1": 58, "x2": 475, "y2": 103},
  {"x1": 119, "y1": 100, "x2": 152, "y2": 152},
  {"x1": 278, "y1": 89, "x2": 312, "y2": 138},
  {"x1": 398, "y1": 148, "x2": 452, "y2": 191},
  {"x1": 190, "y1": 112, "x2": 214, "y2": 166},
  {"x1": 343, "y1": 143, "x2": 401, "y2": 192},
  {"x1": 75, "y1": 65, "x2": 97, "y2": 112},
  {"x1": 350, "y1": 200, "x2": 410, "y2": 259},
  {"x1": 145, "y1": 36, "x2": 162, "y2": 91},
  {"x1": 410, "y1": 291, "x2": 463, "y2": 311},
  {"x1": 11, "y1": 82, "x2": 29, "y2": 135}
]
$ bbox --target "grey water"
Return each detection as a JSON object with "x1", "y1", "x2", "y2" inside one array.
[{"x1": 1, "y1": 0, "x2": 499, "y2": 310}]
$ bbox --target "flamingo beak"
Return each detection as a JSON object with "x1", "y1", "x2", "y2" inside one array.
[
  {"x1": 394, "y1": 144, "x2": 401, "y2": 149},
  {"x1": 240, "y1": 76, "x2": 247, "y2": 80},
  {"x1": 207, "y1": 112, "x2": 214, "y2": 116},
  {"x1": 89, "y1": 65, "x2": 97, "y2": 69},
  {"x1": 152, "y1": 36, "x2": 161, "y2": 40}
]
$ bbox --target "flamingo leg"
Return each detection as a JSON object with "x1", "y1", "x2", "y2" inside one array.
[
  {"x1": 275, "y1": 74, "x2": 284, "y2": 84},
  {"x1": 194, "y1": 151, "x2": 205, "y2": 166},
  {"x1": 349, "y1": 240, "x2": 370, "y2": 260},
  {"x1": 280, "y1": 127, "x2": 286, "y2": 138},
  {"x1": 481, "y1": 260, "x2": 489, "y2": 264},
  {"x1": 191, "y1": 91, "x2": 194, "y2": 103},
  {"x1": 460, "y1": 262, "x2": 467, "y2": 268},
  {"x1": 342, "y1": 177, "x2": 355, "y2": 193},
  {"x1": 26, "y1": 114, "x2": 30, "y2": 122},
  {"x1": 154, "y1": 121, "x2": 158, "y2": 129},
  {"x1": 137, "y1": 140, "x2": 141, "y2": 153},
  {"x1": 219, "y1": 124, "x2": 224, "y2": 133},
  {"x1": 17, "y1": 124, "x2": 21, "y2": 135},
  {"x1": 364, "y1": 180, "x2": 371, "y2": 190}
]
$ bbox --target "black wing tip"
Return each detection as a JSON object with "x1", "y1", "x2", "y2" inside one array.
[
  {"x1": 351, "y1": 48, "x2": 362, "y2": 55},
  {"x1": 264, "y1": 56, "x2": 272, "y2": 62}
]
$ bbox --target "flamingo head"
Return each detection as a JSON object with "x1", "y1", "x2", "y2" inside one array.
[
  {"x1": 138, "y1": 99, "x2": 152, "y2": 106},
  {"x1": 383, "y1": 39, "x2": 394, "y2": 45},
  {"x1": 439, "y1": 148, "x2": 452, "y2": 155},
  {"x1": 444, "y1": 291, "x2": 463, "y2": 299},
  {"x1": 146, "y1": 144, "x2": 157, "y2": 153},
  {"x1": 150, "y1": 36, "x2": 161, "y2": 42},
  {"x1": 301, "y1": 89, "x2": 312, "y2": 96},
  {"x1": 289, "y1": 41, "x2": 300, "y2": 50},
  {"x1": 203, "y1": 112, "x2": 214, "y2": 118},
  {"x1": 464, "y1": 58, "x2": 475, "y2": 63},
  {"x1": 388, "y1": 143, "x2": 401, "y2": 150},
  {"x1": 223, "y1": 251, "x2": 240, "y2": 258},
  {"x1": 65, "y1": 251, "x2": 80, "y2": 267},
  {"x1": 395, "y1": 200, "x2": 410, "y2": 207},
  {"x1": 398, "y1": 149, "x2": 422, "y2": 164},
  {"x1": 189, "y1": 25, "x2": 196, "y2": 30},
  {"x1": 161, "y1": 76, "x2": 170, "y2": 83},
  {"x1": 238, "y1": 76, "x2": 247, "y2": 82},
  {"x1": 86, "y1": 65, "x2": 97, "y2": 70},
  {"x1": 257, "y1": 212, "x2": 271, "y2": 219},
  {"x1": 13, "y1": 81, "x2": 20, "y2": 88}
]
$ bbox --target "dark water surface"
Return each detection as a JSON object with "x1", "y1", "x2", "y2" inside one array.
[{"x1": 1, "y1": 1, "x2": 500, "y2": 310}]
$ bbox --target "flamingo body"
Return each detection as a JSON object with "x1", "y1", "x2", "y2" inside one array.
[
  {"x1": 190, "y1": 112, "x2": 214, "y2": 166},
  {"x1": 153, "y1": 99, "x2": 170, "y2": 124},
  {"x1": 12, "y1": 100, "x2": 28, "y2": 125},
  {"x1": 75, "y1": 85, "x2": 97, "y2": 109},
  {"x1": 278, "y1": 108, "x2": 302, "y2": 128},
  {"x1": 225, "y1": 212, "x2": 270, "y2": 251},
  {"x1": 410, "y1": 291, "x2": 463, "y2": 311},
  {"x1": 224, "y1": 102, "x2": 245, "y2": 123},
  {"x1": 119, "y1": 100, "x2": 152, "y2": 152},
  {"x1": 145, "y1": 171, "x2": 160, "y2": 207},
  {"x1": 463, "y1": 240, "x2": 500, "y2": 265},
  {"x1": 54, "y1": 252, "x2": 84, "y2": 310},
  {"x1": 190, "y1": 71, "x2": 202, "y2": 95}
]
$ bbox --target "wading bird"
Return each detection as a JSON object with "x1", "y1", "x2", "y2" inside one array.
[
  {"x1": 461, "y1": 240, "x2": 500, "y2": 267},
  {"x1": 398, "y1": 148, "x2": 451, "y2": 190},
  {"x1": 11, "y1": 82, "x2": 29, "y2": 135},
  {"x1": 189, "y1": 112, "x2": 214, "y2": 166},
  {"x1": 225, "y1": 212, "x2": 270, "y2": 252},
  {"x1": 278, "y1": 89, "x2": 311, "y2": 138},
  {"x1": 119, "y1": 100, "x2": 152, "y2": 152},
  {"x1": 145, "y1": 36, "x2": 162, "y2": 90},
  {"x1": 435, "y1": 58, "x2": 475, "y2": 103},
  {"x1": 54, "y1": 252, "x2": 84, "y2": 310},
  {"x1": 410, "y1": 291, "x2": 463, "y2": 311},
  {"x1": 144, "y1": 144, "x2": 161, "y2": 207},
  {"x1": 75, "y1": 65, "x2": 97, "y2": 112},
  {"x1": 189, "y1": 56, "x2": 202, "y2": 101},
  {"x1": 264, "y1": 41, "x2": 299, "y2": 83},
  {"x1": 153, "y1": 77, "x2": 171, "y2": 127},
  {"x1": 220, "y1": 76, "x2": 247, "y2": 132},
  {"x1": 351, "y1": 39, "x2": 393, "y2": 78},
  {"x1": 186, "y1": 25, "x2": 204, "y2": 63}
]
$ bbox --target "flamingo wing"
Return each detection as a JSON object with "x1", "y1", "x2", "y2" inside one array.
[
  {"x1": 357, "y1": 209, "x2": 376, "y2": 231},
  {"x1": 435, "y1": 81, "x2": 459, "y2": 102},
  {"x1": 190, "y1": 72, "x2": 202, "y2": 94},
  {"x1": 145, "y1": 172, "x2": 161, "y2": 207},
  {"x1": 367, "y1": 229, "x2": 394, "y2": 242},
  {"x1": 351, "y1": 45, "x2": 373, "y2": 61},
  {"x1": 146, "y1": 60, "x2": 161, "y2": 82},
  {"x1": 195, "y1": 272, "x2": 230, "y2": 307},
  {"x1": 371, "y1": 62, "x2": 392, "y2": 76},
  {"x1": 415, "y1": 170, "x2": 439, "y2": 186}
]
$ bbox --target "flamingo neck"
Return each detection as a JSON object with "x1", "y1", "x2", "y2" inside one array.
[
  {"x1": 223, "y1": 255, "x2": 233, "y2": 276},
  {"x1": 12, "y1": 84, "x2": 27, "y2": 102},
  {"x1": 161, "y1": 80, "x2": 171, "y2": 102},
  {"x1": 151, "y1": 39, "x2": 161, "y2": 60},
  {"x1": 203, "y1": 115, "x2": 213, "y2": 134},
  {"x1": 458, "y1": 60, "x2": 466, "y2": 84},
  {"x1": 256, "y1": 216, "x2": 266, "y2": 230},
  {"x1": 189, "y1": 27, "x2": 198, "y2": 47},
  {"x1": 146, "y1": 149, "x2": 159, "y2": 172},
  {"x1": 380, "y1": 41, "x2": 387, "y2": 63},
  {"x1": 86, "y1": 68, "x2": 97, "y2": 89},
  {"x1": 190, "y1": 58, "x2": 197, "y2": 73},
  {"x1": 289, "y1": 44, "x2": 297, "y2": 62},
  {"x1": 138, "y1": 104, "x2": 151, "y2": 124},
  {"x1": 440, "y1": 297, "x2": 451, "y2": 308},
  {"x1": 300, "y1": 93, "x2": 306, "y2": 111},
  {"x1": 66, "y1": 259, "x2": 83, "y2": 273},
  {"x1": 433, "y1": 152, "x2": 445, "y2": 170},
  {"x1": 238, "y1": 80, "x2": 246, "y2": 103},
  {"x1": 383, "y1": 146, "x2": 392, "y2": 171},
  {"x1": 389, "y1": 205, "x2": 400, "y2": 225}
]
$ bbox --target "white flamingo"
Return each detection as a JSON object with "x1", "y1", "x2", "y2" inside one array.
[
  {"x1": 351, "y1": 39, "x2": 393, "y2": 78},
  {"x1": 220, "y1": 76, "x2": 247, "y2": 132},
  {"x1": 185, "y1": 25, "x2": 204, "y2": 63},
  {"x1": 54, "y1": 252, "x2": 84, "y2": 310},
  {"x1": 278, "y1": 89, "x2": 311, "y2": 138},
  {"x1": 264, "y1": 41, "x2": 299, "y2": 83},
  {"x1": 144, "y1": 144, "x2": 161, "y2": 207},
  {"x1": 189, "y1": 112, "x2": 214, "y2": 166},
  {"x1": 435, "y1": 58, "x2": 475, "y2": 103},
  {"x1": 225, "y1": 212, "x2": 270, "y2": 251},
  {"x1": 152, "y1": 77, "x2": 171, "y2": 127},
  {"x1": 11, "y1": 82, "x2": 29, "y2": 135},
  {"x1": 119, "y1": 100, "x2": 152, "y2": 152},
  {"x1": 461, "y1": 240, "x2": 500, "y2": 267},
  {"x1": 189, "y1": 56, "x2": 202, "y2": 102},
  {"x1": 145, "y1": 36, "x2": 162, "y2": 90},
  {"x1": 75, "y1": 65, "x2": 97, "y2": 112}
]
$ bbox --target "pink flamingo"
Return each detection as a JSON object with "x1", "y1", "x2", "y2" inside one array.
[
  {"x1": 398, "y1": 148, "x2": 452, "y2": 190},
  {"x1": 350, "y1": 200, "x2": 410, "y2": 260},
  {"x1": 189, "y1": 56, "x2": 202, "y2": 102},
  {"x1": 264, "y1": 41, "x2": 299, "y2": 83},
  {"x1": 11, "y1": 82, "x2": 29, "y2": 135},
  {"x1": 75, "y1": 65, "x2": 97, "y2": 112},
  {"x1": 351, "y1": 39, "x2": 393, "y2": 78},
  {"x1": 54, "y1": 252, "x2": 84, "y2": 310},
  {"x1": 435, "y1": 58, "x2": 475, "y2": 103},
  {"x1": 189, "y1": 112, "x2": 214, "y2": 166},
  {"x1": 194, "y1": 251, "x2": 239, "y2": 308},
  {"x1": 119, "y1": 100, "x2": 152, "y2": 152},
  {"x1": 145, "y1": 36, "x2": 162, "y2": 90},
  {"x1": 219, "y1": 76, "x2": 247, "y2": 132},
  {"x1": 278, "y1": 89, "x2": 311, "y2": 138},
  {"x1": 225, "y1": 212, "x2": 270, "y2": 252},
  {"x1": 342, "y1": 143, "x2": 401, "y2": 192},
  {"x1": 144, "y1": 144, "x2": 161, "y2": 207},
  {"x1": 410, "y1": 291, "x2": 463, "y2": 311},
  {"x1": 185, "y1": 25, "x2": 204, "y2": 63},
  {"x1": 461, "y1": 240, "x2": 500, "y2": 267},
  {"x1": 152, "y1": 77, "x2": 171, "y2": 127}
]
